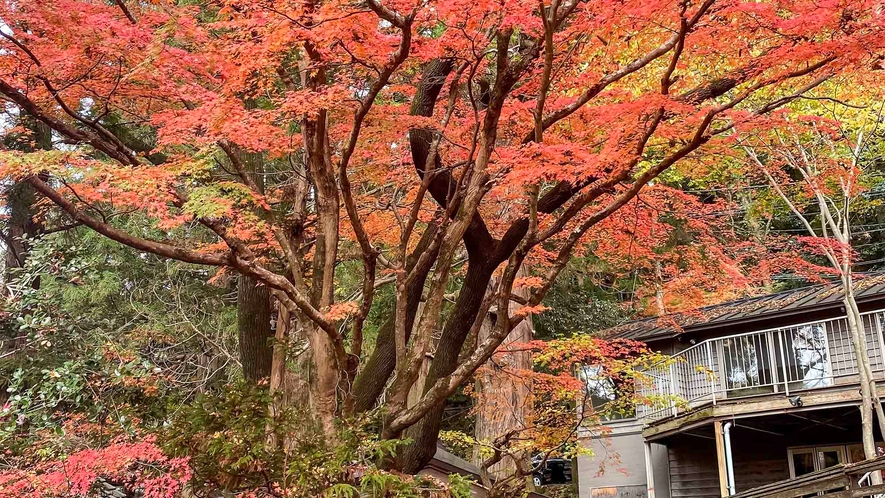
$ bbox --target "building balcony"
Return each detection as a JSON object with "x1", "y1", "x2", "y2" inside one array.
[{"x1": 636, "y1": 309, "x2": 885, "y2": 429}]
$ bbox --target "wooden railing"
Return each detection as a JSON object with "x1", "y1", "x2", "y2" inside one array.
[
  {"x1": 635, "y1": 310, "x2": 885, "y2": 422},
  {"x1": 731, "y1": 454, "x2": 885, "y2": 498}
]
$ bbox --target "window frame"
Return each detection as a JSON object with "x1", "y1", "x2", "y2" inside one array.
[
  {"x1": 577, "y1": 364, "x2": 637, "y2": 422},
  {"x1": 788, "y1": 447, "x2": 817, "y2": 478}
]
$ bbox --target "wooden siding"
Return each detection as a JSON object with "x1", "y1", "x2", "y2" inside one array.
[
  {"x1": 827, "y1": 314, "x2": 885, "y2": 382},
  {"x1": 731, "y1": 454, "x2": 885, "y2": 498},
  {"x1": 667, "y1": 424, "x2": 832, "y2": 497},
  {"x1": 667, "y1": 431, "x2": 790, "y2": 497},
  {"x1": 667, "y1": 437, "x2": 720, "y2": 498},
  {"x1": 731, "y1": 433, "x2": 790, "y2": 493}
]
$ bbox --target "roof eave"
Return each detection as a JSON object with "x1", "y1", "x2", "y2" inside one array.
[{"x1": 638, "y1": 292, "x2": 885, "y2": 344}]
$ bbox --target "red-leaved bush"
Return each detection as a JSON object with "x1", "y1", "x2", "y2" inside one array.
[{"x1": 0, "y1": 437, "x2": 191, "y2": 498}]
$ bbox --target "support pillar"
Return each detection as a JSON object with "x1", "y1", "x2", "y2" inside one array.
[
  {"x1": 714, "y1": 420, "x2": 729, "y2": 497},
  {"x1": 644, "y1": 441, "x2": 656, "y2": 498}
]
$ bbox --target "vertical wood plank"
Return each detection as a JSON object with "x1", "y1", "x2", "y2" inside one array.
[{"x1": 714, "y1": 420, "x2": 729, "y2": 497}]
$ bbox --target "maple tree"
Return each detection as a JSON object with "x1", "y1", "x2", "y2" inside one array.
[
  {"x1": 735, "y1": 106, "x2": 885, "y2": 466},
  {"x1": 0, "y1": 416, "x2": 191, "y2": 498},
  {"x1": 0, "y1": 0, "x2": 882, "y2": 477},
  {"x1": 442, "y1": 336, "x2": 663, "y2": 497},
  {"x1": 588, "y1": 184, "x2": 767, "y2": 314}
]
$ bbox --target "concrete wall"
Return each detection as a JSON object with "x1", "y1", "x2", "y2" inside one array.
[{"x1": 577, "y1": 421, "x2": 670, "y2": 498}]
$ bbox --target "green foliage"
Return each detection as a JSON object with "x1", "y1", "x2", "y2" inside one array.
[
  {"x1": 534, "y1": 256, "x2": 628, "y2": 339},
  {"x1": 162, "y1": 381, "x2": 295, "y2": 491},
  {"x1": 446, "y1": 473, "x2": 475, "y2": 498},
  {"x1": 163, "y1": 382, "x2": 472, "y2": 497},
  {"x1": 182, "y1": 181, "x2": 265, "y2": 218},
  {"x1": 0, "y1": 225, "x2": 237, "y2": 451},
  {"x1": 438, "y1": 430, "x2": 477, "y2": 460}
]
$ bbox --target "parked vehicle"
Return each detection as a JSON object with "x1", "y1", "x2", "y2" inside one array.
[{"x1": 532, "y1": 457, "x2": 572, "y2": 486}]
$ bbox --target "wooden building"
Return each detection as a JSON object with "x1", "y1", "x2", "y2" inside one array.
[{"x1": 578, "y1": 278, "x2": 885, "y2": 498}]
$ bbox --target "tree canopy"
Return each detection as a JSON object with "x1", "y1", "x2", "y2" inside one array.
[{"x1": 0, "y1": 0, "x2": 884, "y2": 496}]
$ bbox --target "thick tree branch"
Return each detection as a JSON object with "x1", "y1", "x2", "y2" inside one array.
[
  {"x1": 0, "y1": 79, "x2": 137, "y2": 166},
  {"x1": 26, "y1": 175, "x2": 230, "y2": 266}
]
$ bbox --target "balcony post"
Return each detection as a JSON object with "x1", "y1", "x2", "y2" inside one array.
[
  {"x1": 767, "y1": 331, "x2": 779, "y2": 393},
  {"x1": 714, "y1": 420, "x2": 729, "y2": 497},
  {"x1": 707, "y1": 341, "x2": 716, "y2": 405},
  {"x1": 669, "y1": 363, "x2": 678, "y2": 417},
  {"x1": 778, "y1": 329, "x2": 790, "y2": 396}
]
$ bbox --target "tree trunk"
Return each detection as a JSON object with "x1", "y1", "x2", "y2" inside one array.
[
  {"x1": 473, "y1": 267, "x2": 533, "y2": 482},
  {"x1": 353, "y1": 224, "x2": 439, "y2": 413},
  {"x1": 290, "y1": 313, "x2": 315, "y2": 408},
  {"x1": 4, "y1": 182, "x2": 43, "y2": 277},
  {"x1": 301, "y1": 101, "x2": 341, "y2": 436},
  {"x1": 400, "y1": 261, "x2": 498, "y2": 473},
  {"x1": 843, "y1": 275, "x2": 885, "y2": 463},
  {"x1": 406, "y1": 302, "x2": 438, "y2": 409},
  {"x1": 270, "y1": 302, "x2": 290, "y2": 407},
  {"x1": 238, "y1": 275, "x2": 274, "y2": 382},
  {"x1": 268, "y1": 302, "x2": 311, "y2": 449},
  {"x1": 308, "y1": 323, "x2": 339, "y2": 435},
  {"x1": 230, "y1": 145, "x2": 276, "y2": 384},
  {"x1": 395, "y1": 58, "x2": 585, "y2": 473}
]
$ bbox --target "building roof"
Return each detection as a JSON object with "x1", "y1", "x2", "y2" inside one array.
[
  {"x1": 425, "y1": 446, "x2": 550, "y2": 498},
  {"x1": 601, "y1": 274, "x2": 885, "y2": 343},
  {"x1": 428, "y1": 446, "x2": 482, "y2": 478}
]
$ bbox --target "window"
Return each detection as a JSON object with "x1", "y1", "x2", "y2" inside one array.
[
  {"x1": 578, "y1": 365, "x2": 635, "y2": 421},
  {"x1": 780, "y1": 323, "x2": 833, "y2": 390},
  {"x1": 846, "y1": 443, "x2": 885, "y2": 463},
  {"x1": 789, "y1": 445, "x2": 849, "y2": 496},
  {"x1": 816, "y1": 446, "x2": 846, "y2": 470},
  {"x1": 788, "y1": 445, "x2": 847, "y2": 478},
  {"x1": 790, "y1": 448, "x2": 816, "y2": 477}
]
